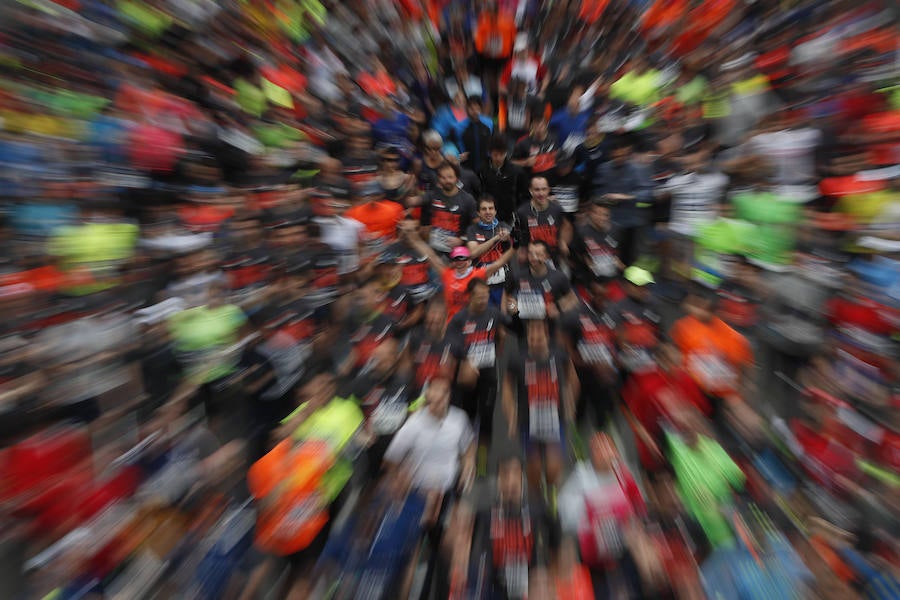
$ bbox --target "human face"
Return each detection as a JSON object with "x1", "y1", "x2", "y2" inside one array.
[
  {"x1": 611, "y1": 146, "x2": 631, "y2": 164},
  {"x1": 590, "y1": 204, "x2": 610, "y2": 229},
  {"x1": 304, "y1": 373, "x2": 337, "y2": 409},
  {"x1": 425, "y1": 302, "x2": 447, "y2": 333},
  {"x1": 530, "y1": 177, "x2": 550, "y2": 207},
  {"x1": 532, "y1": 119, "x2": 548, "y2": 139},
  {"x1": 478, "y1": 201, "x2": 496, "y2": 223},
  {"x1": 424, "y1": 140, "x2": 443, "y2": 160},
  {"x1": 498, "y1": 458, "x2": 523, "y2": 502},
  {"x1": 359, "y1": 282, "x2": 384, "y2": 313},
  {"x1": 466, "y1": 102, "x2": 482, "y2": 120},
  {"x1": 590, "y1": 434, "x2": 617, "y2": 472},
  {"x1": 426, "y1": 378, "x2": 451, "y2": 417},
  {"x1": 371, "y1": 338, "x2": 398, "y2": 378},
  {"x1": 527, "y1": 243, "x2": 548, "y2": 272},
  {"x1": 452, "y1": 255, "x2": 472, "y2": 273},
  {"x1": 469, "y1": 284, "x2": 489, "y2": 313},
  {"x1": 438, "y1": 167, "x2": 458, "y2": 193}
]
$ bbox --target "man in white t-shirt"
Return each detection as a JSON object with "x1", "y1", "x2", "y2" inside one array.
[
  {"x1": 662, "y1": 151, "x2": 730, "y2": 238},
  {"x1": 383, "y1": 376, "x2": 476, "y2": 498},
  {"x1": 660, "y1": 151, "x2": 729, "y2": 280}
]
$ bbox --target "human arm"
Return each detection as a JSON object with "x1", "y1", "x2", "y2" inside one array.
[
  {"x1": 484, "y1": 246, "x2": 516, "y2": 278},
  {"x1": 466, "y1": 227, "x2": 510, "y2": 259},
  {"x1": 400, "y1": 225, "x2": 447, "y2": 274},
  {"x1": 502, "y1": 369, "x2": 517, "y2": 439}
]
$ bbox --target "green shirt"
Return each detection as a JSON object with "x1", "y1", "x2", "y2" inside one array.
[
  {"x1": 667, "y1": 433, "x2": 745, "y2": 548},
  {"x1": 282, "y1": 397, "x2": 365, "y2": 502},
  {"x1": 168, "y1": 304, "x2": 247, "y2": 383}
]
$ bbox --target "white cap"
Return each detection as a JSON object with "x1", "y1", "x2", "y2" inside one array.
[{"x1": 514, "y1": 33, "x2": 528, "y2": 52}]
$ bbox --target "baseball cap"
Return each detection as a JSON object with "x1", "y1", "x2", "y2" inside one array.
[
  {"x1": 623, "y1": 266, "x2": 654, "y2": 286},
  {"x1": 449, "y1": 246, "x2": 471, "y2": 260}
]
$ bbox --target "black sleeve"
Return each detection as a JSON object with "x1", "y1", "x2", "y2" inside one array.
[
  {"x1": 420, "y1": 193, "x2": 433, "y2": 226},
  {"x1": 512, "y1": 138, "x2": 531, "y2": 160},
  {"x1": 551, "y1": 269, "x2": 572, "y2": 299},
  {"x1": 461, "y1": 194, "x2": 478, "y2": 235},
  {"x1": 514, "y1": 205, "x2": 532, "y2": 247}
]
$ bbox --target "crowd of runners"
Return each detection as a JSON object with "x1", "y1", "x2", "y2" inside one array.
[{"x1": 0, "y1": 0, "x2": 898, "y2": 598}]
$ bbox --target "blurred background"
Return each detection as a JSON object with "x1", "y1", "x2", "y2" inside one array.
[{"x1": 0, "y1": 0, "x2": 897, "y2": 598}]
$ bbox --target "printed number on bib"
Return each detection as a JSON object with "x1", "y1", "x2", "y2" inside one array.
[
  {"x1": 577, "y1": 340, "x2": 613, "y2": 367},
  {"x1": 518, "y1": 291, "x2": 546, "y2": 319},
  {"x1": 504, "y1": 559, "x2": 528, "y2": 599},
  {"x1": 529, "y1": 400, "x2": 560, "y2": 442},
  {"x1": 468, "y1": 341, "x2": 496, "y2": 369},
  {"x1": 689, "y1": 354, "x2": 735, "y2": 389},
  {"x1": 591, "y1": 254, "x2": 617, "y2": 277},
  {"x1": 487, "y1": 264, "x2": 507, "y2": 285}
]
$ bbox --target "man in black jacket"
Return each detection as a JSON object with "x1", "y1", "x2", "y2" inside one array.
[
  {"x1": 479, "y1": 135, "x2": 527, "y2": 223},
  {"x1": 455, "y1": 96, "x2": 493, "y2": 173}
]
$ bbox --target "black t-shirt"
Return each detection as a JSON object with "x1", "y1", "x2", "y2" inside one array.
[
  {"x1": 465, "y1": 220, "x2": 513, "y2": 285},
  {"x1": 388, "y1": 240, "x2": 435, "y2": 304},
  {"x1": 408, "y1": 325, "x2": 452, "y2": 394},
  {"x1": 382, "y1": 283, "x2": 413, "y2": 327},
  {"x1": 560, "y1": 302, "x2": 618, "y2": 370},
  {"x1": 506, "y1": 264, "x2": 571, "y2": 321},
  {"x1": 571, "y1": 221, "x2": 620, "y2": 283},
  {"x1": 421, "y1": 188, "x2": 478, "y2": 252},
  {"x1": 345, "y1": 371, "x2": 411, "y2": 436},
  {"x1": 447, "y1": 306, "x2": 509, "y2": 370},
  {"x1": 466, "y1": 496, "x2": 559, "y2": 599},
  {"x1": 514, "y1": 202, "x2": 565, "y2": 253},
  {"x1": 506, "y1": 348, "x2": 570, "y2": 437},
  {"x1": 347, "y1": 311, "x2": 396, "y2": 369},
  {"x1": 513, "y1": 133, "x2": 559, "y2": 176},
  {"x1": 548, "y1": 168, "x2": 583, "y2": 214}
]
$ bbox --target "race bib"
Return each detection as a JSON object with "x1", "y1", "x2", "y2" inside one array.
[
  {"x1": 429, "y1": 228, "x2": 453, "y2": 253},
  {"x1": 518, "y1": 291, "x2": 546, "y2": 320},
  {"x1": 577, "y1": 340, "x2": 614, "y2": 367},
  {"x1": 486, "y1": 264, "x2": 507, "y2": 285},
  {"x1": 621, "y1": 345, "x2": 654, "y2": 373},
  {"x1": 592, "y1": 514, "x2": 625, "y2": 560},
  {"x1": 529, "y1": 400, "x2": 560, "y2": 442},
  {"x1": 468, "y1": 341, "x2": 496, "y2": 369},
  {"x1": 370, "y1": 399, "x2": 407, "y2": 435},
  {"x1": 487, "y1": 35, "x2": 503, "y2": 57},
  {"x1": 503, "y1": 559, "x2": 528, "y2": 599},
  {"x1": 689, "y1": 353, "x2": 735, "y2": 390},
  {"x1": 591, "y1": 253, "x2": 617, "y2": 277}
]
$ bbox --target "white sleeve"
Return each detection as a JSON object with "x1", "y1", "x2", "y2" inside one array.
[
  {"x1": 384, "y1": 415, "x2": 419, "y2": 465},
  {"x1": 457, "y1": 415, "x2": 475, "y2": 455}
]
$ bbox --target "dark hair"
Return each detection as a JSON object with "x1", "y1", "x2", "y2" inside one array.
[
  {"x1": 466, "y1": 277, "x2": 489, "y2": 293},
  {"x1": 437, "y1": 160, "x2": 460, "y2": 178},
  {"x1": 610, "y1": 133, "x2": 636, "y2": 152},
  {"x1": 528, "y1": 239, "x2": 551, "y2": 255},
  {"x1": 489, "y1": 135, "x2": 509, "y2": 153},
  {"x1": 529, "y1": 175, "x2": 549, "y2": 188},
  {"x1": 478, "y1": 195, "x2": 496, "y2": 209},
  {"x1": 466, "y1": 95, "x2": 483, "y2": 108}
]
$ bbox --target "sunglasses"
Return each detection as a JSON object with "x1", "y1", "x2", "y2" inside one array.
[{"x1": 451, "y1": 255, "x2": 470, "y2": 262}]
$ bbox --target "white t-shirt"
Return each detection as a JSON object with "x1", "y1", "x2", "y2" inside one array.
[
  {"x1": 383, "y1": 406, "x2": 474, "y2": 493},
  {"x1": 663, "y1": 171, "x2": 730, "y2": 237},
  {"x1": 747, "y1": 128, "x2": 821, "y2": 199},
  {"x1": 314, "y1": 216, "x2": 364, "y2": 275}
]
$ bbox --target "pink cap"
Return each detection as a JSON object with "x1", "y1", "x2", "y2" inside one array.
[{"x1": 449, "y1": 246, "x2": 471, "y2": 260}]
